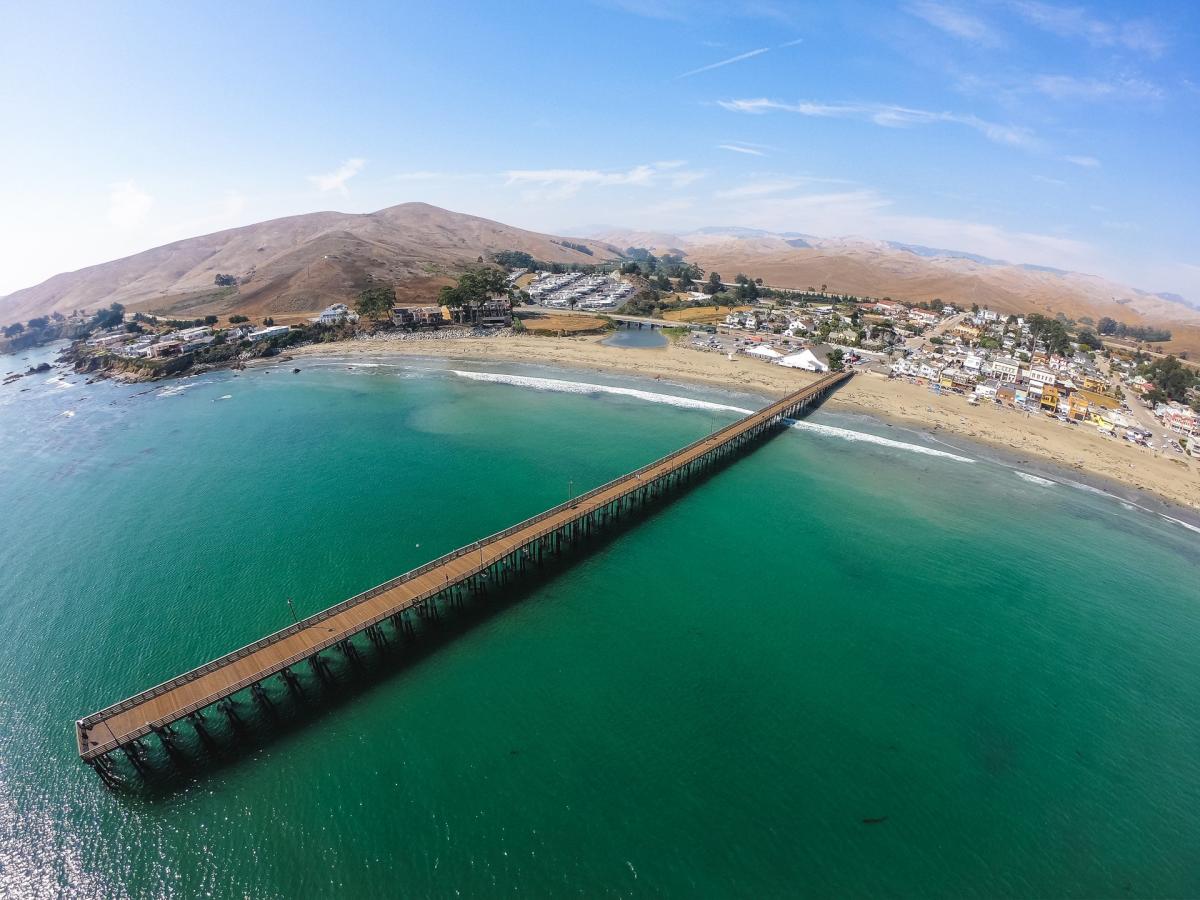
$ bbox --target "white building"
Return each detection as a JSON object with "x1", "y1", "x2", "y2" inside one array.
[
  {"x1": 991, "y1": 357, "x2": 1022, "y2": 383},
  {"x1": 1028, "y1": 366, "x2": 1057, "y2": 387},
  {"x1": 314, "y1": 303, "x2": 359, "y2": 325},
  {"x1": 248, "y1": 325, "x2": 291, "y2": 343}
]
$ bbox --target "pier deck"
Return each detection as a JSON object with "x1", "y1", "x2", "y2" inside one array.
[{"x1": 77, "y1": 371, "x2": 849, "y2": 765}]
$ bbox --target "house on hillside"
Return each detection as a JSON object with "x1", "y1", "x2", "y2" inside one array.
[
  {"x1": 392, "y1": 306, "x2": 445, "y2": 327},
  {"x1": 248, "y1": 325, "x2": 291, "y2": 343},
  {"x1": 451, "y1": 299, "x2": 512, "y2": 327},
  {"x1": 314, "y1": 303, "x2": 359, "y2": 325}
]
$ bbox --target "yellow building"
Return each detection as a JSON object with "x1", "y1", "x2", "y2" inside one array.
[
  {"x1": 1068, "y1": 393, "x2": 1090, "y2": 421},
  {"x1": 1077, "y1": 389, "x2": 1118, "y2": 410},
  {"x1": 1040, "y1": 384, "x2": 1061, "y2": 411}
]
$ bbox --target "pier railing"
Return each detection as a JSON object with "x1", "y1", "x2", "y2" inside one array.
[{"x1": 77, "y1": 371, "x2": 849, "y2": 756}]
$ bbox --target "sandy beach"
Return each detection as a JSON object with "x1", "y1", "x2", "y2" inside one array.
[{"x1": 288, "y1": 332, "x2": 1200, "y2": 512}]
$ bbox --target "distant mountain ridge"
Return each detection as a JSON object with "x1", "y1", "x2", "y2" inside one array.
[{"x1": 581, "y1": 224, "x2": 1200, "y2": 330}]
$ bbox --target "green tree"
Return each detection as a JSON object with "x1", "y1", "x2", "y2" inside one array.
[
  {"x1": 826, "y1": 348, "x2": 845, "y2": 372},
  {"x1": 439, "y1": 267, "x2": 508, "y2": 309},
  {"x1": 356, "y1": 283, "x2": 397, "y2": 320},
  {"x1": 703, "y1": 271, "x2": 723, "y2": 296},
  {"x1": 204, "y1": 315, "x2": 219, "y2": 325},
  {"x1": 1139, "y1": 355, "x2": 1198, "y2": 402},
  {"x1": 229, "y1": 314, "x2": 250, "y2": 324},
  {"x1": 92, "y1": 302, "x2": 125, "y2": 329}
]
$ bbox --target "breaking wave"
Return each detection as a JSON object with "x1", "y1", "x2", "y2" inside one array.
[
  {"x1": 450, "y1": 370, "x2": 974, "y2": 462},
  {"x1": 450, "y1": 370, "x2": 754, "y2": 415},
  {"x1": 1061, "y1": 478, "x2": 1200, "y2": 534},
  {"x1": 1014, "y1": 471, "x2": 1056, "y2": 486},
  {"x1": 155, "y1": 379, "x2": 212, "y2": 398},
  {"x1": 784, "y1": 420, "x2": 975, "y2": 462}
]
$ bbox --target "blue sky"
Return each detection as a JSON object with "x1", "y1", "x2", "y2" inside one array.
[{"x1": 1, "y1": 0, "x2": 1197, "y2": 298}]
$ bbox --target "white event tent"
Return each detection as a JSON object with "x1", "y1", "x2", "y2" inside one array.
[
  {"x1": 778, "y1": 349, "x2": 828, "y2": 372},
  {"x1": 746, "y1": 345, "x2": 784, "y2": 360}
]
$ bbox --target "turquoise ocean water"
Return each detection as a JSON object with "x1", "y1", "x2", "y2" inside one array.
[{"x1": 0, "y1": 344, "x2": 1198, "y2": 897}]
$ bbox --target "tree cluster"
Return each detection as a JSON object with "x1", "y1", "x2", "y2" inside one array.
[
  {"x1": 492, "y1": 250, "x2": 537, "y2": 270},
  {"x1": 553, "y1": 240, "x2": 593, "y2": 256},
  {"x1": 92, "y1": 303, "x2": 125, "y2": 330},
  {"x1": 1023, "y1": 313, "x2": 1071, "y2": 356},
  {"x1": 437, "y1": 267, "x2": 508, "y2": 308},
  {"x1": 733, "y1": 273, "x2": 759, "y2": 303},
  {"x1": 1097, "y1": 317, "x2": 1172, "y2": 343},
  {"x1": 1138, "y1": 355, "x2": 1198, "y2": 404},
  {"x1": 355, "y1": 284, "x2": 396, "y2": 321}
]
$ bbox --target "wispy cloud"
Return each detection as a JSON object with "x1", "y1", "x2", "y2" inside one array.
[
  {"x1": 1032, "y1": 174, "x2": 1068, "y2": 187},
  {"x1": 1010, "y1": 1, "x2": 1167, "y2": 57},
  {"x1": 718, "y1": 98, "x2": 1040, "y2": 149},
  {"x1": 308, "y1": 158, "x2": 365, "y2": 193},
  {"x1": 677, "y1": 47, "x2": 769, "y2": 79},
  {"x1": 906, "y1": 1, "x2": 1000, "y2": 45},
  {"x1": 715, "y1": 177, "x2": 848, "y2": 199},
  {"x1": 675, "y1": 36, "x2": 802, "y2": 79},
  {"x1": 1032, "y1": 74, "x2": 1162, "y2": 101},
  {"x1": 717, "y1": 142, "x2": 767, "y2": 156},
  {"x1": 503, "y1": 161, "x2": 703, "y2": 199},
  {"x1": 108, "y1": 181, "x2": 153, "y2": 227},
  {"x1": 1063, "y1": 154, "x2": 1100, "y2": 168}
]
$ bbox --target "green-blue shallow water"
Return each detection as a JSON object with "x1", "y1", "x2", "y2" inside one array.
[{"x1": 1, "y1": 345, "x2": 1198, "y2": 898}]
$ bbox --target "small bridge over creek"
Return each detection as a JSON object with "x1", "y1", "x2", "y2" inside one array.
[{"x1": 76, "y1": 371, "x2": 850, "y2": 782}]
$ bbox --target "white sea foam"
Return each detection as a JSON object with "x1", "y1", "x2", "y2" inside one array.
[
  {"x1": 451, "y1": 369, "x2": 975, "y2": 462},
  {"x1": 215, "y1": 395, "x2": 232, "y2": 401},
  {"x1": 1061, "y1": 478, "x2": 1200, "y2": 535},
  {"x1": 1160, "y1": 514, "x2": 1200, "y2": 535},
  {"x1": 785, "y1": 420, "x2": 975, "y2": 462},
  {"x1": 450, "y1": 369, "x2": 755, "y2": 415},
  {"x1": 1014, "y1": 471, "x2": 1055, "y2": 486},
  {"x1": 156, "y1": 379, "x2": 211, "y2": 398}
]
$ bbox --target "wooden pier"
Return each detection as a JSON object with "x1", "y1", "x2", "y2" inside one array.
[{"x1": 76, "y1": 371, "x2": 850, "y2": 777}]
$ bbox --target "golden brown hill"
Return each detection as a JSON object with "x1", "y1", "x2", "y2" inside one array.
[
  {"x1": 0, "y1": 203, "x2": 621, "y2": 322},
  {"x1": 588, "y1": 228, "x2": 1200, "y2": 356}
]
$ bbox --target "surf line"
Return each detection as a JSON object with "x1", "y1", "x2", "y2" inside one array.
[{"x1": 450, "y1": 369, "x2": 974, "y2": 463}]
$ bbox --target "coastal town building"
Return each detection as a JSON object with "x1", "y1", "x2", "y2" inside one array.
[
  {"x1": 450, "y1": 299, "x2": 512, "y2": 327},
  {"x1": 248, "y1": 325, "x2": 291, "y2": 343},
  {"x1": 392, "y1": 306, "x2": 445, "y2": 327},
  {"x1": 314, "y1": 303, "x2": 359, "y2": 325}
]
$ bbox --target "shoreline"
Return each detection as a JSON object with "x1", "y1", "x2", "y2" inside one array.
[{"x1": 282, "y1": 333, "x2": 1200, "y2": 516}]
